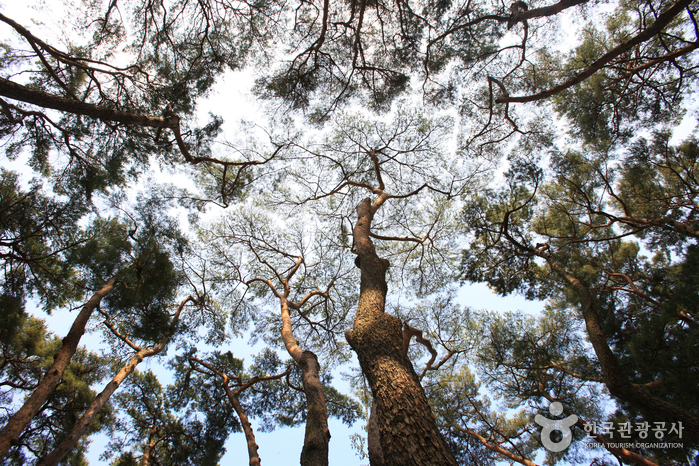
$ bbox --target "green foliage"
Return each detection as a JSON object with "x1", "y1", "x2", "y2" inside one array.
[
  {"x1": 459, "y1": 125, "x2": 699, "y2": 461},
  {"x1": 69, "y1": 218, "x2": 133, "y2": 284},
  {"x1": 420, "y1": 304, "x2": 612, "y2": 465},
  {"x1": 616, "y1": 132, "x2": 699, "y2": 248},
  {"x1": 171, "y1": 346, "x2": 361, "y2": 439},
  {"x1": 460, "y1": 157, "x2": 546, "y2": 299},
  {"x1": 103, "y1": 368, "x2": 230, "y2": 466},
  {"x1": 68, "y1": 191, "x2": 189, "y2": 345},
  {"x1": 550, "y1": 0, "x2": 693, "y2": 148},
  {"x1": 0, "y1": 170, "x2": 87, "y2": 316},
  {"x1": 0, "y1": 317, "x2": 112, "y2": 465}
]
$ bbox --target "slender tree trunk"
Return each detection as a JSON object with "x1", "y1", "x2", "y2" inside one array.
[
  {"x1": 36, "y1": 296, "x2": 195, "y2": 466},
  {"x1": 347, "y1": 198, "x2": 457, "y2": 466},
  {"x1": 0, "y1": 278, "x2": 116, "y2": 458},
  {"x1": 36, "y1": 345, "x2": 160, "y2": 466},
  {"x1": 189, "y1": 357, "x2": 262, "y2": 466},
  {"x1": 216, "y1": 368, "x2": 262, "y2": 466},
  {"x1": 189, "y1": 356, "x2": 290, "y2": 466},
  {"x1": 547, "y1": 259, "x2": 699, "y2": 439},
  {"x1": 228, "y1": 392, "x2": 261, "y2": 466},
  {"x1": 280, "y1": 298, "x2": 330, "y2": 466}
]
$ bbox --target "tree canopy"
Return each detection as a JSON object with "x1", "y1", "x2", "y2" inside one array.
[{"x1": 1, "y1": 0, "x2": 698, "y2": 464}]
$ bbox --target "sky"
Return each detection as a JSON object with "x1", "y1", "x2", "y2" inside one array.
[
  {"x1": 36, "y1": 277, "x2": 544, "y2": 466},
  {"x1": 0, "y1": 1, "x2": 592, "y2": 464},
  {"x1": 3, "y1": 0, "x2": 698, "y2": 464}
]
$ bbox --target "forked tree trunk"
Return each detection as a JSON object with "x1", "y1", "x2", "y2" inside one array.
[
  {"x1": 0, "y1": 278, "x2": 116, "y2": 458},
  {"x1": 347, "y1": 198, "x2": 457, "y2": 466}
]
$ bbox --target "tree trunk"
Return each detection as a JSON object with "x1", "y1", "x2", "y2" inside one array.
[
  {"x1": 0, "y1": 278, "x2": 116, "y2": 458},
  {"x1": 140, "y1": 425, "x2": 158, "y2": 466},
  {"x1": 228, "y1": 392, "x2": 261, "y2": 466},
  {"x1": 190, "y1": 354, "x2": 293, "y2": 466},
  {"x1": 36, "y1": 345, "x2": 158, "y2": 466},
  {"x1": 280, "y1": 298, "x2": 330, "y2": 466},
  {"x1": 36, "y1": 296, "x2": 196, "y2": 466},
  {"x1": 367, "y1": 402, "x2": 384, "y2": 466},
  {"x1": 547, "y1": 259, "x2": 699, "y2": 439},
  {"x1": 348, "y1": 198, "x2": 457, "y2": 466},
  {"x1": 298, "y1": 351, "x2": 330, "y2": 466}
]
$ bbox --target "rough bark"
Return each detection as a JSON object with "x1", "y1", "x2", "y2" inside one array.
[
  {"x1": 298, "y1": 351, "x2": 330, "y2": 466},
  {"x1": 348, "y1": 197, "x2": 457, "y2": 466},
  {"x1": 367, "y1": 402, "x2": 384, "y2": 466},
  {"x1": 0, "y1": 278, "x2": 116, "y2": 458}
]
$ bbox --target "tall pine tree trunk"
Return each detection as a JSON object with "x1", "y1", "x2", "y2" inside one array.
[
  {"x1": 347, "y1": 198, "x2": 457, "y2": 466},
  {"x1": 36, "y1": 295, "x2": 196, "y2": 466},
  {"x1": 547, "y1": 259, "x2": 699, "y2": 439},
  {"x1": 36, "y1": 343, "x2": 161, "y2": 466},
  {"x1": 280, "y1": 298, "x2": 330, "y2": 466},
  {"x1": 0, "y1": 278, "x2": 116, "y2": 458}
]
